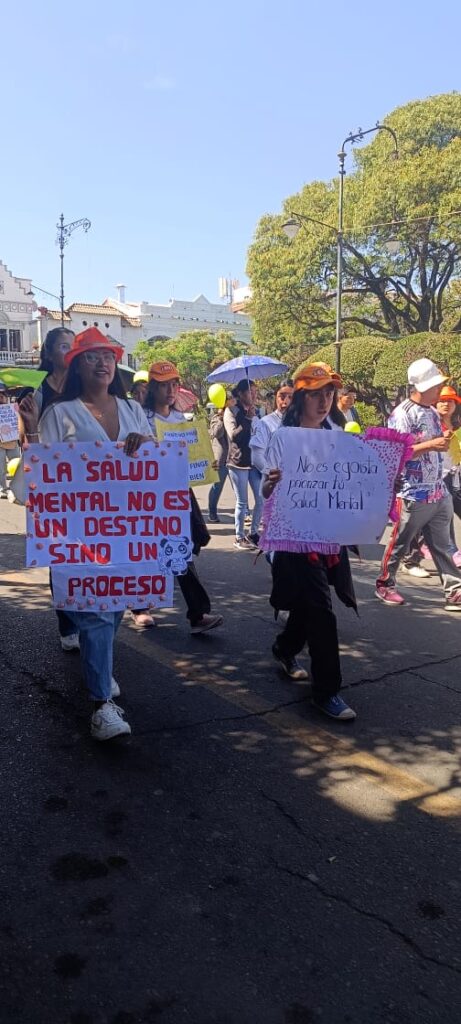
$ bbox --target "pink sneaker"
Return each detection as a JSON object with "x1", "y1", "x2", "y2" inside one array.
[
  {"x1": 452, "y1": 550, "x2": 461, "y2": 569},
  {"x1": 375, "y1": 584, "x2": 405, "y2": 606},
  {"x1": 419, "y1": 544, "x2": 433, "y2": 561}
]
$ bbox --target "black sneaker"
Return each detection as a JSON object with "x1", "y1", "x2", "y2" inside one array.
[
  {"x1": 208, "y1": 514, "x2": 220, "y2": 523},
  {"x1": 272, "y1": 643, "x2": 309, "y2": 681}
]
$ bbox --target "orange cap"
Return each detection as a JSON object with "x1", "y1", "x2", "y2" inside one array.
[
  {"x1": 64, "y1": 327, "x2": 124, "y2": 366},
  {"x1": 439, "y1": 385, "x2": 461, "y2": 404},
  {"x1": 293, "y1": 362, "x2": 342, "y2": 392},
  {"x1": 148, "y1": 361, "x2": 180, "y2": 382}
]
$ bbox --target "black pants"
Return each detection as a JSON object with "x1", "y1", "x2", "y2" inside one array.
[
  {"x1": 49, "y1": 571, "x2": 76, "y2": 638},
  {"x1": 276, "y1": 604, "x2": 342, "y2": 699},
  {"x1": 177, "y1": 562, "x2": 211, "y2": 625}
]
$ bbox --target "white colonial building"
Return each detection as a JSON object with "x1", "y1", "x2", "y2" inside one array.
[
  {"x1": 132, "y1": 292, "x2": 252, "y2": 347},
  {"x1": 0, "y1": 261, "x2": 36, "y2": 362},
  {"x1": 33, "y1": 287, "x2": 252, "y2": 365},
  {"x1": 34, "y1": 302, "x2": 142, "y2": 365}
]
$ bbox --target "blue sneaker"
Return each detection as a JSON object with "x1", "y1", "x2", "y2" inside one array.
[{"x1": 312, "y1": 695, "x2": 356, "y2": 720}]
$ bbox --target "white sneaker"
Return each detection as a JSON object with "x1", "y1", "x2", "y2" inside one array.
[
  {"x1": 60, "y1": 633, "x2": 80, "y2": 652},
  {"x1": 401, "y1": 564, "x2": 431, "y2": 579},
  {"x1": 111, "y1": 677, "x2": 120, "y2": 698},
  {"x1": 91, "y1": 700, "x2": 131, "y2": 741}
]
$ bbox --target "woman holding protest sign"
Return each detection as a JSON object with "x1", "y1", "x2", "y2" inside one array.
[
  {"x1": 144, "y1": 362, "x2": 223, "y2": 635},
  {"x1": 262, "y1": 363, "x2": 357, "y2": 722},
  {"x1": 21, "y1": 327, "x2": 152, "y2": 741}
]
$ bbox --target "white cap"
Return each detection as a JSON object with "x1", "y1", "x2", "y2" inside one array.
[{"x1": 407, "y1": 358, "x2": 448, "y2": 393}]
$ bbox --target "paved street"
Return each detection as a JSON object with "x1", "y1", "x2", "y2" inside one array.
[{"x1": 1, "y1": 483, "x2": 461, "y2": 1024}]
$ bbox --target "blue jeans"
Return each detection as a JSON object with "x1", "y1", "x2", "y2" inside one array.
[
  {"x1": 208, "y1": 465, "x2": 228, "y2": 517},
  {"x1": 228, "y1": 466, "x2": 263, "y2": 539},
  {"x1": 65, "y1": 611, "x2": 124, "y2": 701}
]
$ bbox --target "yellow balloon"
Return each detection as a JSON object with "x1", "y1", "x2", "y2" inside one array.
[
  {"x1": 208, "y1": 383, "x2": 227, "y2": 408},
  {"x1": 7, "y1": 457, "x2": 21, "y2": 477},
  {"x1": 344, "y1": 421, "x2": 361, "y2": 434}
]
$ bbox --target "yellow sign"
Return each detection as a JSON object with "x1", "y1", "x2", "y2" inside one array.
[
  {"x1": 156, "y1": 418, "x2": 218, "y2": 487},
  {"x1": 451, "y1": 428, "x2": 461, "y2": 464}
]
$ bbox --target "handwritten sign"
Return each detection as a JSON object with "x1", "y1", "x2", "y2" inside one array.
[
  {"x1": 24, "y1": 441, "x2": 192, "y2": 611},
  {"x1": 0, "y1": 404, "x2": 19, "y2": 442},
  {"x1": 51, "y1": 564, "x2": 174, "y2": 613},
  {"x1": 155, "y1": 419, "x2": 218, "y2": 486},
  {"x1": 260, "y1": 428, "x2": 404, "y2": 550}
]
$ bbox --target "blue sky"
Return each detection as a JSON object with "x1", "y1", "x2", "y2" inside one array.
[{"x1": 2, "y1": 0, "x2": 460, "y2": 309}]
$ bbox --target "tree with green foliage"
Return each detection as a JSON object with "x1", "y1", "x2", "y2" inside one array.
[
  {"x1": 300, "y1": 332, "x2": 461, "y2": 419},
  {"x1": 247, "y1": 93, "x2": 461, "y2": 356},
  {"x1": 133, "y1": 330, "x2": 245, "y2": 403},
  {"x1": 373, "y1": 332, "x2": 461, "y2": 391}
]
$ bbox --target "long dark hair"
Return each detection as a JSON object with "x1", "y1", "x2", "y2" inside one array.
[
  {"x1": 282, "y1": 391, "x2": 306, "y2": 427},
  {"x1": 282, "y1": 387, "x2": 343, "y2": 428},
  {"x1": 329, "y1": 393, "x2": 346, "y2": 428},
  {"x1": 438, "y1": 399, "x2": 461, "y2": 430},
  {"x1": 145, "y1": 379, "x2": 168, "y2": 413},
  {"x1": 58, "y1": 355, "x2": 128, "y2": 402},
  {"x1": 231, "y1": 378, "x2": 255, "y2": 401},
  {"x1": 39, "y1": 328, "x2": 74, "y2": 373}
]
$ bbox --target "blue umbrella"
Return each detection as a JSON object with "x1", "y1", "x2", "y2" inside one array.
[{"x1": 206, "y1": 354, "x2": 289, "y2": 385}]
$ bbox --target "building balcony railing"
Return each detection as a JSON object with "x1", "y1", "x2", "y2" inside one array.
[{"x1": 0, "y1": 350, "x2": 40, "y2": 365}]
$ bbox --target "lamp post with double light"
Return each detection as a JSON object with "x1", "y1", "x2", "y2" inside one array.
[
  {"x1": 56, "y1": 213, "x2": 91, "y2": 326},
  {"x1": 283, "y1": 123, "x2": 399, "y2": 373}
]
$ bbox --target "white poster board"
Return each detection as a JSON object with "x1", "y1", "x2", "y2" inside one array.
[
  {"x1": 24, "y1": 440, "x2": 192, "y2": 612},
  {"x1": 0, "y1": 404, "x2": 19, "y2": 442},
  {"x1": 261, "y1": 428, "x2": 404, "y2": 550}
]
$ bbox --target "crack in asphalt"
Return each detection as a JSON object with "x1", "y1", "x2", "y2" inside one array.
[
  {"x1": 260, "y1": 790, "x2": 324, "y2": 852},
  {"x1": 407, "y1": 669, "x2": 461, "y2": 697},
  {"x1": 135, "y1": 697, "x2": 308, "y2": 736},
  {"x1": 273, "y1": 860, "x2": 461, "y2": 976},
  {"x1": 341, "y1": 649, "x2": 461, "y2": 692},
  {"x1": 0, "y1": 644, "x2": 73, "y2": 709}
]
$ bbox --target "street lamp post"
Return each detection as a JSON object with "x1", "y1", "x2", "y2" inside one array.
[
  {"x1": 283, "y1": 123, "x2": 399, "y2": 374},
  {"x1": 56, "y1": 213, "x2": 91, "y2": 326},
  {"x1": 335, "y1": 124, "x2": 398, "y2": 373}
]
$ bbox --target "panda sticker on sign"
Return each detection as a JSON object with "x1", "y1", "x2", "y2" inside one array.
[{"x1": 157, "y1": 536, "x2": 193, "y2": 576}]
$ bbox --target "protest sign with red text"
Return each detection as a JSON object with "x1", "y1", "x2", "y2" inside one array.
[{"x1": 25, "y1": 440, "x2": 191, "y2": 612}]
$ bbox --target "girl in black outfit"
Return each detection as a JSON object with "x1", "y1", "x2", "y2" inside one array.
[{"x1": 262, "y1": 363, "x2": 357, "y2": 722}]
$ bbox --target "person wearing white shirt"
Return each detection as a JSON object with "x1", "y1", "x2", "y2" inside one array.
[
  {"x1": 249, "y1": 380, "x2": 293, "y2": 473},
  {"x1": 20, "y1": 328, "x2": 153, "y2": 741}
]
